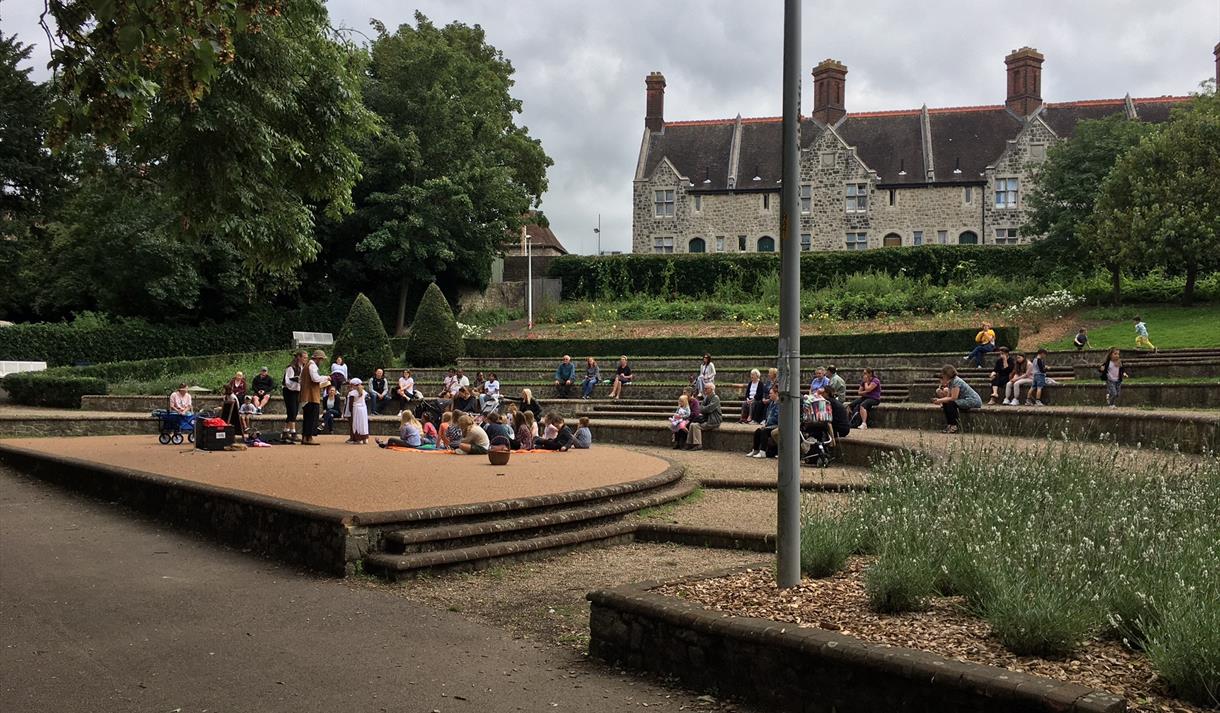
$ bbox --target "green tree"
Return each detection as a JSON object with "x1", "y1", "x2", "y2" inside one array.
[
  {"x1": 41, "y1": 0, "x2": 281, "y2": 145},
  {"x1": 1024, "y1": 114, "x2": 1151, "y2": 299},
  {"x1": 332, "y1": 293, "x2": 394, "y2": 379},
  {"x1": 338, "y1": 14, "x2": 552, "y2": 333},
  {"x1": 0, "y1": 31, "x2": 64, "y2": 320},
  {"x1": 404, "y1": 282, "x2": 464, "y2": 367},
  {"x1": 1088, "y1": 91, "x2": 1220, "y2": 305}
]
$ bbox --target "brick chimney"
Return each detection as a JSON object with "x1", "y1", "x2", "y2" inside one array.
[
  {"x1": 812, "y1": 59, "x2": 847, "y2": 125},
  {"x1": 1005, "y1": 47, "x2": 1045, "y2": 116},
  {"x1": 645, "y1": 72, "x2": 666, "y2": 132}
]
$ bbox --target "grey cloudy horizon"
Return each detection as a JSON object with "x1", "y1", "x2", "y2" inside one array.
[{"x1": 4, "y1": 0, "x2": 1218, "y2": 255}]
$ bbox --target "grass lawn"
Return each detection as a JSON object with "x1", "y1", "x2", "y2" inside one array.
[{"x1": 1045, "y1": 304, "x2": 1220, "y2": 350}]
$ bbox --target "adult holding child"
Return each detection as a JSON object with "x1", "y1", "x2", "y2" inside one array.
[
  {"x1": 686, "y1": 383, "x2": 722, "y2": 451},
  {"x1": 932, "y1": 365, "x2": 982, "y2": 434},
  {"x1": 607, "y1": 356, "x2": 634, "y2": 400}
]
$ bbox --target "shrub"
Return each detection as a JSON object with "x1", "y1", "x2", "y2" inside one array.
[
  {"x1": 799, "y1": 509, "x2": 854, "y2": 578},
  {"x1": 332, "y1": 293, "x2": 394, "y2": 380},
  {"x1": 864, "y1": 551, "x2": 935, "y2": 613},
  {"x1": 404, "y1": 283, "x2": 464, "y2": 367},
  {"x1": 2, "y1": 372, "x2": 108, "y2": 408},
  {"x1": 983, "y1": 569, "x2": 1097, "y2": 658},
  {"x1": 0, "y1": 300, "x2": 348, "y2": 366},
  {"x1": 1143, "y1": 573, "x2": 1220, "y2": 706},
  {"x1": 463, "y1": 326, "x2": 1019, "y2": 359}
]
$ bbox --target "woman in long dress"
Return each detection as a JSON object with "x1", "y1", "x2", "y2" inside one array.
[{"x1": 346, "y1": 378, "x2": 369, "y2": 444}]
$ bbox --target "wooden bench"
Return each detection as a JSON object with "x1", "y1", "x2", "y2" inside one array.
[
  {"x1": 0, "y1": 361, "x2": 48, "y2": 377},
  {"x1": 292, "y1": 331, "x2": 334, "y2": 349}
]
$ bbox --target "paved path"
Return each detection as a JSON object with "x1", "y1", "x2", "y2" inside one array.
[{"x1": 0, "y1": 468, "x2": 741, "y2": 713}]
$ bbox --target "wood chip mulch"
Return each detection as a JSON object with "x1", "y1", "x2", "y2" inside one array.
[{"x1": 657, "y1": 559, "x2": 1206, "y2": 713}]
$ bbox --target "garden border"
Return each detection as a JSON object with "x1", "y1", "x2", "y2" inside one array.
[{"x1": 587, "y1": 568, "x2": 1127, "y2": 713}]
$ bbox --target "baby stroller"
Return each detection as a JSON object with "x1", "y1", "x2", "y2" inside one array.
[
  {"x1": 152, "y1": 409, "x2": 196, "y2": 445},
  {"x1": 800, "y1": 397, "x2": 837, "y2": 468}
]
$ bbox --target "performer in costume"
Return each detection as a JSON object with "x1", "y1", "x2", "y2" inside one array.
[{"x1": 300, "y1": 349, "x2": 328, "y2": 445}]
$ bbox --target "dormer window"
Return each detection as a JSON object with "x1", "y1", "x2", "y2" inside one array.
[
  {"x1": 654, "y1": 189, "x2": 675, "y2": 217},
  {"x1": 845, "y1": 183, "x2": 868, "y2": 213}
]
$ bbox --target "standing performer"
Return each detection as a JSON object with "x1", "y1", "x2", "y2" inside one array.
[
  {"x1": 281, "y1": 350, "x2": 306, "y2": 443},
  {"x1": 300, "y1": 349, "x2": 328, "y2": 445}
]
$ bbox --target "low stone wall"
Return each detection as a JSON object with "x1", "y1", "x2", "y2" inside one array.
[
  {"x1": 0, "y1": 444, "x2": 361, "y2": 575},
  {"x1": 868, "y1": 403, "x2": 1218, "y2": 454},
  {"x1": 908, "y1": 382, "x2": 1220, "y2": 409},
  {"x1": 1074, "y1": 363, "x2": 1220, "y2": 380},
  {"x1": 588, "y1": 575, "x2": 1125, "y2": 713}
]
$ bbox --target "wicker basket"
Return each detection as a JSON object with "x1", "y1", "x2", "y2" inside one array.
[{"x1": 487, "y1": 448, "x2": 511, "y2": 466}]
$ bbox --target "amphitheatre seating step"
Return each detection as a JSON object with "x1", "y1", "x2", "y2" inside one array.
[
  {"x1": 1073, "y1": 362, "x2": 1220, "y2": 380},
  {"x1": 364, "y1": 521, "x2": 637, "y2": 577},
  {"x1": 382, "y1": 479, "x2": 697, "y2": 555},
  {"x1": 907, "y1": 381, "x2": 1220, "y2": 408}
]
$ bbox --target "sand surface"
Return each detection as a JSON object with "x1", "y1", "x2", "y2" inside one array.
[{"x1": 1, "y1": 436, "x2": 671, "y2": 514}]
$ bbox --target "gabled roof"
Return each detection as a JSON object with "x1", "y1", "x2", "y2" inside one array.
[
  {"x1": 524, "y1": 222, "x2": 567, "y2": 254},
  {"x1": 641, "y1": 96, "x2": 1191, "y2": 189}
]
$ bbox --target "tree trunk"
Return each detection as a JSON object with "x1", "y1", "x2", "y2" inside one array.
[
  {"x1": 1182, "y1": 263, "x2": 1198, "y2": 306},
  {"x1": 395, "y1": 278, "x2": 409, "y2": 335},
  {"x1": 1109, "y1": 265, "x2": 1122, "y2": 306}
]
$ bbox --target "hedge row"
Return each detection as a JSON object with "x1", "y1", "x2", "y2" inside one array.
[
  {"x1": 463, "y1": 327, "x2": 1019, "y2": 359},
  {"x1": 2, "y1": 372, "x2": 108, "y2": 408},
  {"x1": 547, "y1": 246, "x2": 1035, "y2": 300},
  {"x1": 0, "y1": 301, "x2": 348, "y2": 367}
]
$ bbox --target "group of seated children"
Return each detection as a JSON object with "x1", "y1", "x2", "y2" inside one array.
[
  {"x1": 985, "y1": 347, "x2": 1052, "y2": 406},
  {"x1": 376, "y1": 402, "x2": 592, "y2": 454}
]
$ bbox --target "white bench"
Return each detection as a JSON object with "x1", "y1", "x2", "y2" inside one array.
[
  {"x1": 0, "y1": 361, "x2": 48, "y2": 377},
  {"x1": 292, "y1": 331, "x2": 334, "y2": 348}
]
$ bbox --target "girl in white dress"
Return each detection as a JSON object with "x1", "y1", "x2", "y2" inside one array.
[{"x1": 346, "y1": 378, "x2": 369, "y2": 444}]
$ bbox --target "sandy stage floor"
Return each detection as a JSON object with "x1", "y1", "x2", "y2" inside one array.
[{"x1": 1, "y1": 436, "x2": 672, "y2": 514}]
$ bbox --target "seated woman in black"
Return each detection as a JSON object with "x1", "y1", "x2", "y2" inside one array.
[{"x1": 452, "y1": 386, "x2": 481, "y2": 415}]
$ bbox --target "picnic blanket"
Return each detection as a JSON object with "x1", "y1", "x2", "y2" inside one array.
[{"x1": 386, "y1": 446, "x2": 559, "y2": 455}]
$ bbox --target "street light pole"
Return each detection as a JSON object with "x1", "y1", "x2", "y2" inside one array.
[
  {"x1": 526, "y1": 234, "x2": 533, "y2": 331},
  {"x1": 776, "y1": 0, "x2": 802, "y2": 588},
  {"x1": 594, "y1": 213, "x2": 601, "y2": 256}
]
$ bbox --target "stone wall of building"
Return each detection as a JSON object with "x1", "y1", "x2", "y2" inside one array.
[{"x1": 982, "y1": 118, "x2": 1055, "y2": 245}]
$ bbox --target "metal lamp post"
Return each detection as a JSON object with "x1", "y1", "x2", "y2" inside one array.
[
  {"x1": 776, "y1": 0, "x2": 802, "y2": 588},
  {"x1": 526, "y1": 234, "x2": 533, "y2": 331},
  {"x1": 594, "y1": 213, "x2": 601, "y2": 256}
]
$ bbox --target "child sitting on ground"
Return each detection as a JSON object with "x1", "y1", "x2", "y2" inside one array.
[
  {"x1": 536, "y1": 413, "x2": 574, "y2": 451},
  {"x1": 541, "y1": 413, "x2": 558, "y2": 442},
  {"x1": 444, "y1": 411, "x2": 464, "y2": 450},
  {"x1": 377, "y1": 410, "x2": 422, "y2": 449},
  {"x1": 483, "y1": 411, "x2": 514, "y2": 447},
  {"x1": 456, "y1": 414, "x2": 490, "y2": 455},
  {"x1": 419, "y1": 412, "x2": 437, "y2": 446},
  {"x1": 516, "y1": 411, "x2": 536, "y2": 451},
  {"x1": 437, "y1": 411, "x2": 454, "y2": 449},
  {"x1": 573, "y1": 416, "x2": 592, "y2": 449}
]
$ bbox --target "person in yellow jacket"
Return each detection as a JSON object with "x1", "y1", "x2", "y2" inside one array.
[{"x1": 964, "y1": 322, "x2": 997, "y2": 368}]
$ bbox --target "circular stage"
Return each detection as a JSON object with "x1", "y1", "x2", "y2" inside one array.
[{"x1": 0, "y1": 435, "x2": 673, "y2": 513}]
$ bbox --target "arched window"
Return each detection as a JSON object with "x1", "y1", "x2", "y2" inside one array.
[
  {"x1": 958, "y1": 231, "x2": 979, "y2": 245},
  {"x1": 882, "y1": 233, "x2": 902, "y2": 247},
  {"x1": 757, "y1": 236, "x2": 775, "y2": 252},
  {"x1": 688, "y1": 237, "x2": 706, "y2": 254}
]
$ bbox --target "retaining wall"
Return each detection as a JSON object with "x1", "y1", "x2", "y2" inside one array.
[{"x1": 907, "y1": 382, "x2": 1220, "y2": 409}]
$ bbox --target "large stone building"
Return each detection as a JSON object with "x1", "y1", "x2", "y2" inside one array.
[{"x1": 632, "y1": 45, "x2": 1217, "y2": 254}]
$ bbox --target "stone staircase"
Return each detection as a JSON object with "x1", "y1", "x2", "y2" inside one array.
[{"x1": 362, "y1": 474, "x2": 695, "y2": 579}]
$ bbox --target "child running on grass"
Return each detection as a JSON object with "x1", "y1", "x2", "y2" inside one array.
[
  {"x1": 573, "y1": 416, "x2": 592, "y2": 449},
  {"x1": 1134, "y1": 316, "x2": 1157, "y2": 352}
]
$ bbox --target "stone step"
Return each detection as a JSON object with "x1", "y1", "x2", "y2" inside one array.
[
  {"x1": 363, "y1": 521, "x2": 637, "y2": 578},
  {"x1": 383, "y1": 480, "x2": 697, "y2": 554}
]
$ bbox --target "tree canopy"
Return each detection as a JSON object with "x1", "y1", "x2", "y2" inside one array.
[{"x1": 330, "y1": 13, "x2": 552, "y2": 333}]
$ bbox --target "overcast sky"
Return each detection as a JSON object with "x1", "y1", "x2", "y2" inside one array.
[{"x1": 4, "y1": 1, "x2": 1218, "y2": 255}]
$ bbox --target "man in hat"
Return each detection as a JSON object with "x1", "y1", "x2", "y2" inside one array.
[
  {"x1": 250, "y1": 366, "x2": 275, "y2": 414},
  {"x1": 301, "y1": 349, "x2": 329, "y2": 445}
]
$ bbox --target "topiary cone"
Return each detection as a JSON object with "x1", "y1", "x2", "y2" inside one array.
[
  {"x1": 332, "y1": 293, "x2": 394, "y2": 379},
  {"x1": 404, "y1": 282, "x2": 465, "y2": 367}
]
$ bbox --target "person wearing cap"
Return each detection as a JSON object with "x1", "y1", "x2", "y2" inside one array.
[
  {"x1": 251, "y1": 366, "x2": 275, "y2": 414},
  {"x1": 301, "y1": 349, "x2": 329, "y2": 445},
  {"x1": 169, "y1": 383, "x2": 193, "y2": 415}
]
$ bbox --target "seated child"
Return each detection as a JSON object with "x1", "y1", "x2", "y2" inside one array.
[
  {"x1": 456, "y1": 414, "x2": 490, "y2": 455},
  {"x1": 437, "y1": 411, "x2": 454, "y2": 449},
  {"x1": 377, "y1": 410, "x2": 422, "y2": 449},
  {"x1": 536, "y1": 413, "x2": 574, "y2": 451},
  {"x1": 573, "y1": 416, "x2": 592, "y2": 449},
  {"x1": 540, "y1": 413, "x2": 558, "y2": 442},
  {"x1": 419, "y1": 412, "x2": 438, "y2": 446},
  {"x1": 444, "y1": 411, "x2": 464, "y2": 450},
  {"x1": 483, "y1": 411, "x2": 514, "y2": 447},
  {"x1": 238, "y1": 395, "x2": 258, "y2": 436},
  {"x1": 516, "y1": 411, "x2": 536, "y2": 451},
  {"x1": 669, "y1": 395, "x2": 690, "y2": 433}
]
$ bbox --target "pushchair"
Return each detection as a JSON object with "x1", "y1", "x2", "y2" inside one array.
[
  {"x1": 800, "y1": 397, "x2": 837, "y2": 468},
  {"x1": 152, "y1": 410, "x2": 196, "y2": 445}
]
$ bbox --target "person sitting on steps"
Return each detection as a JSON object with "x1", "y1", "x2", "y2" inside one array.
[
  {"x1": 686, "y1": 383, "x2": 722, "y2": 451},
  {"x1": 847, "y1": 368, "x2": 882, "y2": 430},
  {"x1": 987, "y1": 347, "x2": 1013, "y2": 406},
  {"x1": 554, "y1": 355, "x2": 576, "y2": 398},
  {"x1": 747, "y1": 385, "x2": 781, "y2": 458},
  {"x1": 964, "y1": 322, "x2": 997, "y2": 369},
  {"x1": 932, "y1": 365, "x2": 982, "y2": 434},
  {"x1": 608, "y1": 356, "x2": 633, "y2": 400}
]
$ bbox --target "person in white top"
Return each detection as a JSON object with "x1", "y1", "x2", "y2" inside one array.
[
  {"x1": 169, "y1": 383, "x2": 193, "y2": 415},
  {"x1": 455, "y1": 368, "x2": 470, "y2": 391},
  {"x1": 281, "y1": 350, "x2": 306, "y2": 443},
  {"x1": 694, "y1": 354, "x2": 716, "y2": 395},
  {"x1": 397, "y1": 369, "x2": 418, "y2": 402},
  {"x1": 328, "y1": 356, "x2": 349, "y2": 388},
  {"x1": 345, "y1": 378, "x2": 369, "y2": 444},
  {"x1": 481, "y1": 373, "x2": 502, "y2": 409},
  {"x1": 301, "y1": 349, "x2": 329, "y2": 446}
]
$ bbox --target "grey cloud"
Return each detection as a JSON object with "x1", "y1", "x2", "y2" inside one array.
[{"x1": 5, "y1": 0, "x2": 1217, "y2": 255}]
